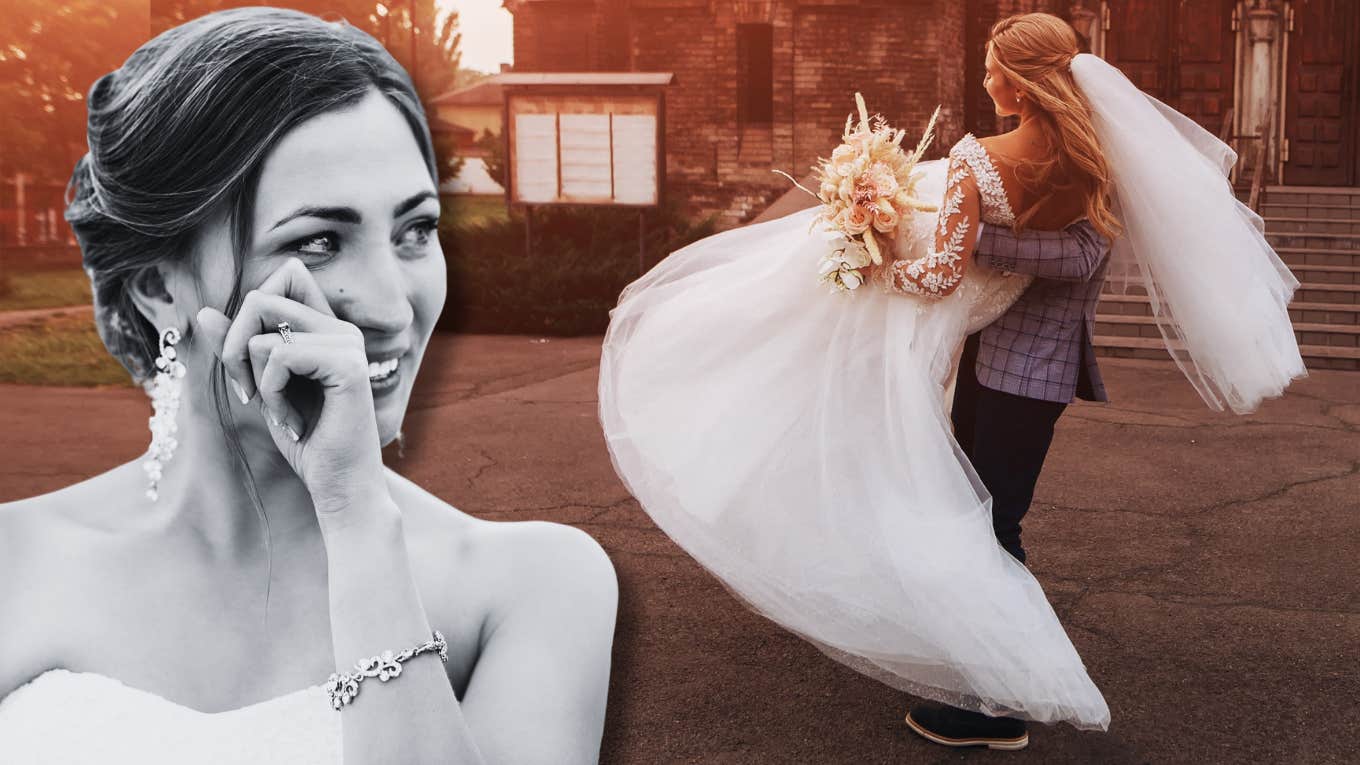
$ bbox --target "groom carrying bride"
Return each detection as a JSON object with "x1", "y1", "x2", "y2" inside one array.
[
  {"x1": 903, "y1": 15, "x2": 1115, "y2": 752},
  {"x1": 905, "y1": 185, "x2": 1111, "y2": 754},
  {"x1": 905, "y1": 7, "x2": 1305, "y2": 749},
  {"x1": 601, "y1": 8, "x2": 1305, "y2": 752}
]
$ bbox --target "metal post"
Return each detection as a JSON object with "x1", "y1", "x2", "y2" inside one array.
[
  {"x1": 15, "y1": 172, "x2": 26, "y2": 247},
  {"x1": 638, "y1": 209, "x2": 646, "y2": 275},
  {"x1": 524, "y1": 205, "x2": 533, "y2": 259}
]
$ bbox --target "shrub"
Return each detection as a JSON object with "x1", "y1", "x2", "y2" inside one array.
[
  {"x1": 475, "y1": 128, "x2": 506, "y2": 189},
  {"x1": 440, "y1": 203, "x2": 718, "y2": 335}
]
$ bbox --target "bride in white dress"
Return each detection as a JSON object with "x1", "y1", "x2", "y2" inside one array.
[
  {"x1": 599, "y1": 15, "x2": 1303, "y2": 734},
  {"x1": 0, "y1": 9, "x2": 616, "y2": 764}
]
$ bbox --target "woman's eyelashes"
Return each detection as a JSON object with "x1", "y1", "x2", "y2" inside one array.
[
  {"x1": 289, "y1": 231, "x2": 341, "y2": 264},
  {"x1": 280, "y1": 217, "x2": 439, "y2": 266},
  {"x1": 396, "y1": 217, "x2": 439, "y2": 258}
]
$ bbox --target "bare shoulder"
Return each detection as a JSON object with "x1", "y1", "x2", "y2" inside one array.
[
  {"x1": 385, "y1": 471, "x2": 618, "y2": 626},
  {"x1": 1, "y1": 462, "x2": 142, "y2": 526},
  {"x1": 0, "y1": 496, "x2": 41, "y2": 701},
  {"x1": 982, "y1": 130, "x2": 1069, "y2": 167},
  {"x1": 0, "y1": 466, "x2": 137, "y2": 703},
  {"x1": 0, "y1": 467, "x2": 129, "y2": 589},
  {"x1": 978, "y1": 131, "x2": 1024, "y2": 154}
]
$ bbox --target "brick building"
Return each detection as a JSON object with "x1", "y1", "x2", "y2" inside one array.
[
  {"x1": 504, "y1": 0, "x2": 1357, "y2": 227},
  {"x1": 505, "y1": 0, "x2": 1360, "y2": 370}
]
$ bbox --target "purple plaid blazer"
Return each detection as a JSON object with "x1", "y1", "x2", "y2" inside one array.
[{"x1": 971, "y1": 220, "x2": 1113, "y2": 404}]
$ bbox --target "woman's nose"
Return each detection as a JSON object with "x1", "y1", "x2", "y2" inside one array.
[{"x1": 330, "y1": 255, "x2": 414, "y2": 335}]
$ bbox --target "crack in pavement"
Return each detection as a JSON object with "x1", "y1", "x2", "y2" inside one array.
[
  {"x1": 1035, "y1": 461, "x2": 1359, "y2": 518},
  {"x1": 408, "y1": 360, "x2": 601, "y2": 415},
  {"x1": 497, "y1": 398, "x2": 601, "y2": 407},
  {"x1": 1062, "y1": 412, "x2": 1358, "y2": 436},
  {"x1": 463, "y1": 447, "x2": 500, "y2": 489},
  {"x1": 609, "y1": 548, "x2": 688, "y2": 560},
  {"x1": 1070, "y1": 404, "x2": 1204, "y2": 425},
  {"x1": 581, "y1": 497, "x2": 640, "y2": 523},
  {"x1": 462, "y1": 359, "x2": 600, "y2": 401},
  {"x1": 491, "y1": 496, "x2": 637, "y2": 517},
  {"x1": 1044, "y1": 574, "x2": 1360, "y2": 617},
  {"x1": 1132, "y1": 594, "x2": 1360, "y2": 617},
  {"x1": 1036, "y1": 503, "x2": 1198, "y2": 522},
  {"x1": 1194, "y1": 460, "x2": 1360, "y2": 515},
  {"x1": 1060, "y1": 592, "x2": 1360, "y2": 668}
]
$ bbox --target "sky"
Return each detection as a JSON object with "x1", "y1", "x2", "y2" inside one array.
[{"x1": 434, "y1": 0, "x2": 514, "y2": 74}]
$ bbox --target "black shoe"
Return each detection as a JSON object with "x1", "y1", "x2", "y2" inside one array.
[{"x1": 905, "y1": 702, "x2": 1029, "y2": 751}]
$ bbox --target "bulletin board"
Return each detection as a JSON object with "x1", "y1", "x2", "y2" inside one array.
[{"x1": 505, "y1": 91, "x2": 665, "y2": 208}]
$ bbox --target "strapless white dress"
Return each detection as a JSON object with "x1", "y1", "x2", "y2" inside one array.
[
  {"x1": 599, "y1": 149, "x2": 1111, "y2": 729},
  {"x1": 0, "y1": 670, "x2": 341, "y2": 764}
]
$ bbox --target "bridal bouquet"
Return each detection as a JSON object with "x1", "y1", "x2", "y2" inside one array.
[{"x1": 780, "y1": 94, "x2": 940, "y2": 292}]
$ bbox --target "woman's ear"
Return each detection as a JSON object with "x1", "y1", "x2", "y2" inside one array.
[{"x1": 127, "y1": 264, "x2": 181, "y2": 332}]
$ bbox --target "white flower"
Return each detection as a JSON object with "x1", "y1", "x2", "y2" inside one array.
[{"x1": 841, "y1": 243, "x2": 872, "y2": 269}]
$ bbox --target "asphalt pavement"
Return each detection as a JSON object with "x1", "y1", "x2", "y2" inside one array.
[{"x1": 2, "y1": 333, "x2": 1356, "y2": 764}]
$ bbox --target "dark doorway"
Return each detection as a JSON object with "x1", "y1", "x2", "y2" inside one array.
[
  {"x1": 1103, "y1": 0, "x2": 1237, "y2": 136},
  {"x1": 1283, "y1": 0, "x2": 1359, "y2": 186}
]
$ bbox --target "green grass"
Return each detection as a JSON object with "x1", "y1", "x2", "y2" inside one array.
[
  {"x1": 0, "y1": 268, "x2": 93, "y2": 312},
  {"x1": 0, "y1": 196, "x2": 699, "y2": 384},
  {"x1": 443, "y1": 194, "x2": 510, "y2": 229},
  {"x1": 0, "y1": 312, "x2": 132, "y2": 387}
]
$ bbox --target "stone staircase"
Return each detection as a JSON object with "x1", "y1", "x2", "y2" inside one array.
[{"x1": 1093, "y1": 186, "x2": 1360, "y2": 371}]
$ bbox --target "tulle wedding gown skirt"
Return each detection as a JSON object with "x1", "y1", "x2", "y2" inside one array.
[{"x1": 598, "y1": 161, "x2": 1109, "y2": 729}]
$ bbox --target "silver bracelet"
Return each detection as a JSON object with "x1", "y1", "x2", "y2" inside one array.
[{"x1": 325, "y1": 630, "x2": 449, "y2": 710}]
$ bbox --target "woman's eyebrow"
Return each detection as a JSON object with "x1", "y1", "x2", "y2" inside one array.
[
  {"x1": 393, "y1": 190, "x2": 438, "y2": 218},
  {"x1": 269, "y1": 205, "x2": 360, "y2": 231},
  {"x1": 268, "y1": 191, "x2": 438, "y2": 232}
]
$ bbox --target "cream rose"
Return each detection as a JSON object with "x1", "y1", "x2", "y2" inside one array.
[
  {"x1": 872, "y1": 205, "x2": 900, "y2": 233},
  {"x1": 841, "y1": 205, "x2": 872, "y2": 235}
]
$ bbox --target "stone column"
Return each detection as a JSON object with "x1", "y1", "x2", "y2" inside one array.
[
  {"x1": 1243, "y1": 2, "x2": 1280, "y2": 133},
  {"x1": 1068, "y1": 1, "x2": 1104, "y2": 58}
]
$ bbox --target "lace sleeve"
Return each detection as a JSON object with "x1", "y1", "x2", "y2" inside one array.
[{"x1": 885, "y1": 152, "x2": 981, "y2": 299}]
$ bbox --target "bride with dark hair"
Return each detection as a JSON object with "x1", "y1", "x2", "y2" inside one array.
[{"x1": 0, "y1": 8, "x2": 616, "y2": 764}]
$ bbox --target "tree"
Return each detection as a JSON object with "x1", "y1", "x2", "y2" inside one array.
[
  {"x1": 374, "y1": 0, "x2": 463, "y2": 104},
  {"x1": 0, "y1": 0, "x2": 150, "y2": 181},
  {"x1": 151, "y1": 0, "x2": 380, "y2": 35},
  {"x1": 151, "y1": 1, "x2": 463, "y2": 103},
  {"x1": 152, "y1": 1, "x2": 465, "y2": 184},
  {"x1": 429, "y1": 130, "x2": 467, "y2": 186},
  {"x1": 1, "y1": 2, "x2": 465, "y2": 183},
  {"x1": 453, "y1": 67, "x2": 491, "y2": 91}
]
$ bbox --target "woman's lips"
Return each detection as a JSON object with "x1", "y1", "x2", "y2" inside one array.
[{"x1": 367, "y1": 352, "x2": 406, "y2": 396}]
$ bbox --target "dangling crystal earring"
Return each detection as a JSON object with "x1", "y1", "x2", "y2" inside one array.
[{"x1": 144, "y1": 326, "x2": 186, "y2": 501}]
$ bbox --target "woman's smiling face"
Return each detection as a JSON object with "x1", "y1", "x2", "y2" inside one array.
[{"x1": 186, "y1": 87, "x2": 446, "y2": 444}]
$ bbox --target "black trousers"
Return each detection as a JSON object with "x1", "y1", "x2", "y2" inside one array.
[{"x1": 951, "y1": 332, "x2": 1067, "y2": 565}]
